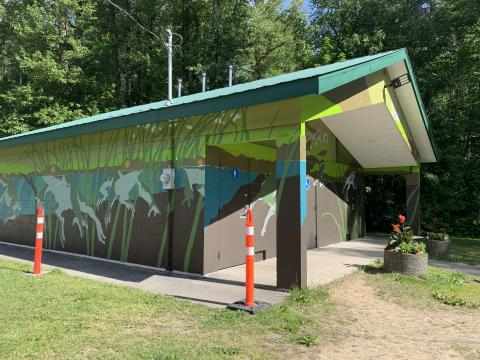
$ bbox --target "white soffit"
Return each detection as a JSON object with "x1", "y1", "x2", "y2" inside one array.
[
  {"x1": 322, "y1": 103, "x2": 417, "y2": 168},
  {"x1": 387, "y1": 62, "x2": 436, "y2": 163}
]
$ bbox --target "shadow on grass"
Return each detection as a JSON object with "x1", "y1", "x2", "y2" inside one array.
[
  {"x1": 357, "y1": 264, "x2": 389, "y2": 275},
  {"x1": 345, "y1": 260, "x2": 389, "y2": 275}
]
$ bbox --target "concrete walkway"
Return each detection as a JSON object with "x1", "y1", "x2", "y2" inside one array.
[
  {"x1": 0, "y1": 242, "x2": 287, "y2": 308},
  {"x1": 208, "y1": 237, "x2": 387, "y2": 286},
  {"x1": 429, "y1": 259, "x2": 480, "y2": 276},
  {"x1": 208, "y1": 236, "x2": 480, "y2": 285},
  {"x1": 1, "y1": 238, "x2": 478, "y2": 308}
]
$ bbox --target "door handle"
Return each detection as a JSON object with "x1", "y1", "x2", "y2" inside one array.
[{"x1": 240, "y1": 204, "x2": 249, "y2": 218}]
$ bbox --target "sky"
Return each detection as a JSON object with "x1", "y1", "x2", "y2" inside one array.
[{"x1": 284, "y1": 0, "x2": 314, "y2": 13}]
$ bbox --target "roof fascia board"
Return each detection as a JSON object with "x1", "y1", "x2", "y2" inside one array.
[
  {"x1": 317, "y1": 50, "x2": 407, "y2": 94},
  {"x1": 402, "y1": 52, "x2": 439, "y2": 161}
]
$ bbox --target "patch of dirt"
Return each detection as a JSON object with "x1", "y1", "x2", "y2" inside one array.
[{"x1": 306, "y1": 274, "x2": 480, "y2": 359}]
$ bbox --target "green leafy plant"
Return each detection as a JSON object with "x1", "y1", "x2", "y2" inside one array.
[
  {"x1": 397, "y1": 241, "x2": 426, "y2": 255},
  {"x1": 386, "y1": 214, "x2": 427, "y2": 255},
  {"x1": 430, "y1": 292, "x2": 477, "y2": 308},
  {"x1": 295, "y1": 333, "x2": 317, "y2": 347}
]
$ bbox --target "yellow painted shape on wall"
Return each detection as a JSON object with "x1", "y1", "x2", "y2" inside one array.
[
  {"x1": 383, "y1": 87, "x2": 411, "y2": 150},
  {"x1": 365, "y1": 71, "x2": 385, "y2": 105},
  {"x1": 300, "y1": 94, "x2": 343, "y2": 122},
  {"x1": 365, "y1": 71, "x2": 412, "y2": 151}
]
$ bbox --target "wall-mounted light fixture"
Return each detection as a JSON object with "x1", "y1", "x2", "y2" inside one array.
[{"x1": 386, "y1": 73, "x2": 411, "y2": 89}]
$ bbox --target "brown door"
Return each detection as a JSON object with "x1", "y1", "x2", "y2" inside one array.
[
  {"x1": 249, "y1": 158, "x2": 276, "y2": 261},
  {"x1": 217, "y1": 153, "x2": 250, "y2": 269},
  {"x1": 216, "y1": 151, "x2": 277, "y2": 269}
]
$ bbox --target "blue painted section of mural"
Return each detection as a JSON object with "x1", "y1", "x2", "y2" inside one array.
[
  {"x1": 0, "y1": 177, "x2": 35, "y2": 221},
  {"x1": 0, "y1": 168, "x2": 173, "y2": 247},
  {"x1": 275, "y1": 160, "x2": 302, "y2": 178},
  {"x1": 275, "y1": 159, "x2": 307, "y2": 225},
  {"x1": 299, "y1": 160, "x2": 307, "y2": 226},
  {"x1": 204, "y1": 165, "x2": 259, "y2": 227}
]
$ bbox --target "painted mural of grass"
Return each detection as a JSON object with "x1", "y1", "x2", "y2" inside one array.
[
  {"x1": 157, "y1": 190, "x2": 175, "y2": 268},
  {"x1": 19, "y1": 105, "x2": 293, "y2": 272},
  {"x1": 276, "y1": 134, "x2": 301, "y2": 211},
  {"x1": 0, "y1": 258, "x2": 336, "y2": 360},
  {"x1": 107, "y1": 203, "x2": 122, "y2": 259},
  {"x1": 23, "y1": 121, "x2": 175, "y2": 261},
  {"x1": 183, "y1": 196, "x2": 204, "y2": 272}
]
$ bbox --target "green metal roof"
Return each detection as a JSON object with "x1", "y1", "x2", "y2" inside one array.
[{"x1": 0, "y1": 48, "x2": 436, "y2": 159}]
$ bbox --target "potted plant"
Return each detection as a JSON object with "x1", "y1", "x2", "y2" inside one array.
[
  {"x1": 421, "y1": 232, "x2": 451, "y2": 257},
  {"x1": 384, "y1": 214, "x2": 428, "y2": 276}
]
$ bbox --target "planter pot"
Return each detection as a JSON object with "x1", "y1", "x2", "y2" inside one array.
[
  {"x1": 384, "y1": 250, "x2": 428, "y2": 276},
  {"x1": 421, "y1": 238, "x2": 451, "y2": 257}
]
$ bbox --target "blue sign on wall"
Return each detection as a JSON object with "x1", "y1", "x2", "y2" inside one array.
[
  {"x1": 306, "y1": 178, "x2": 311, "y2": 190},
  {"x1": 232, "y1": 168, "x2": 239, "y2": 179}
]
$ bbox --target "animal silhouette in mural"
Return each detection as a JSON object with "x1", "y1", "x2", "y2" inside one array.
[
  {"x1": 0, "y1": 179, "x2": 21, "y2": 223},
  {"x1": 251, "y1": 191, "x2": 276, "y2": 237},
  {"x1": 96, "y1": 170, "x2": 160, "y2": 226},
  {"x1": 343, "y1": 171, "x2": 357, "y2": 202},
  {"x1": 181, "y1": 166, "x2": 205, "y2": 205},
  {"x1": 42, "y1": 175, "x2": 106, "y2": 247}
]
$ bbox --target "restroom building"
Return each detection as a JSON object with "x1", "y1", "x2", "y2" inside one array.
[{"x1": 0, "y1": 49, "x2": 436, "y2": 288}]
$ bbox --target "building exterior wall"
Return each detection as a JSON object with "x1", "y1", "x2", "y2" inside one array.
[
  {"x1": 0, "y1": 97, "x2": 301, "y2": 274},
  {"x1": 304, "y1": 119, "x2": 366, "y2": 247},
  {"x1": 0, "y1": 69, "x2": 416, "y2": 275}
]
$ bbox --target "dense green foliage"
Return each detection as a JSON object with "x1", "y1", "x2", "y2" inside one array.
[
  {"x1": 0, "y1": 0, "x2": 478, "y2": 235},
  {"x1": 310, "y1": 0, "x2": 480, "y2": 236}
]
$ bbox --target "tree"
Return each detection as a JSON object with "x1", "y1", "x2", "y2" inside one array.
[
  {"x1": 244, "y1": 0, "x2": 312, "y2": 80},
  {"x1": 309, "y1": 0, "x2": 480, "y2": 236},
  {"x1": 0, "y1": 0, "x2": 100, "y2": 135}
]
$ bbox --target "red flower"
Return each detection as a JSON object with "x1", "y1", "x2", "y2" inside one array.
[
  {"x1": 392, "y1": 224, "x2": 400, "y2": 233},
  {"x1": 416, "y1": 247, "x2": 420, "y2": 254},
  {"x1": 398, "y1": 214, "x2": 406, "y2": 224}
]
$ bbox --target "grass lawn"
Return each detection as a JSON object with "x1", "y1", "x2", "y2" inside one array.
[
  {"x1": 0, "y1": 259, "x2": 336, "y2": 360},
  {"x1": 362, "y1": 260, "x2": 480, "y2": 309},
  {"x1": 367, "y1": 233, "x2": 480, "y2": 266},
  {"x1": 0, "y1": 257, "x2": 478, "y2": 359},
  {"x1": 433, "y1": 237, "x2": 480, "y2": 266}
]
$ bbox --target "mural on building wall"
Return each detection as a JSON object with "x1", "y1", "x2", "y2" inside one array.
[
  {"x1": 0, "y1": 99, "x2": 300, "y2": 273},
  {"x1": 306, "y1": 118, "x2": 366, "y2": 244},
  {"x1": 0, "y1": 71, "x2": 414, "y2": 272}
]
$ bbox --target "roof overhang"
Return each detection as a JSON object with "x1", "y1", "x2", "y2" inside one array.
[
  {"x1": 322, "y1": 103, "x2": 417, "y2": 168},
  {"x1": 386, "y1": 62, "x2": 437, "y2": 163},
  {"x1": 0, "y1": 49, "x2": 437, "y2": 163}
]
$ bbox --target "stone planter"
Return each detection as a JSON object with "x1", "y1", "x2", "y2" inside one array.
[
  {"x1": 421, "y1": 238, "x2": 451, "y2": 257},
  {"x1": 384, "y1": 249, "x2": 428, "y2": 276}
]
